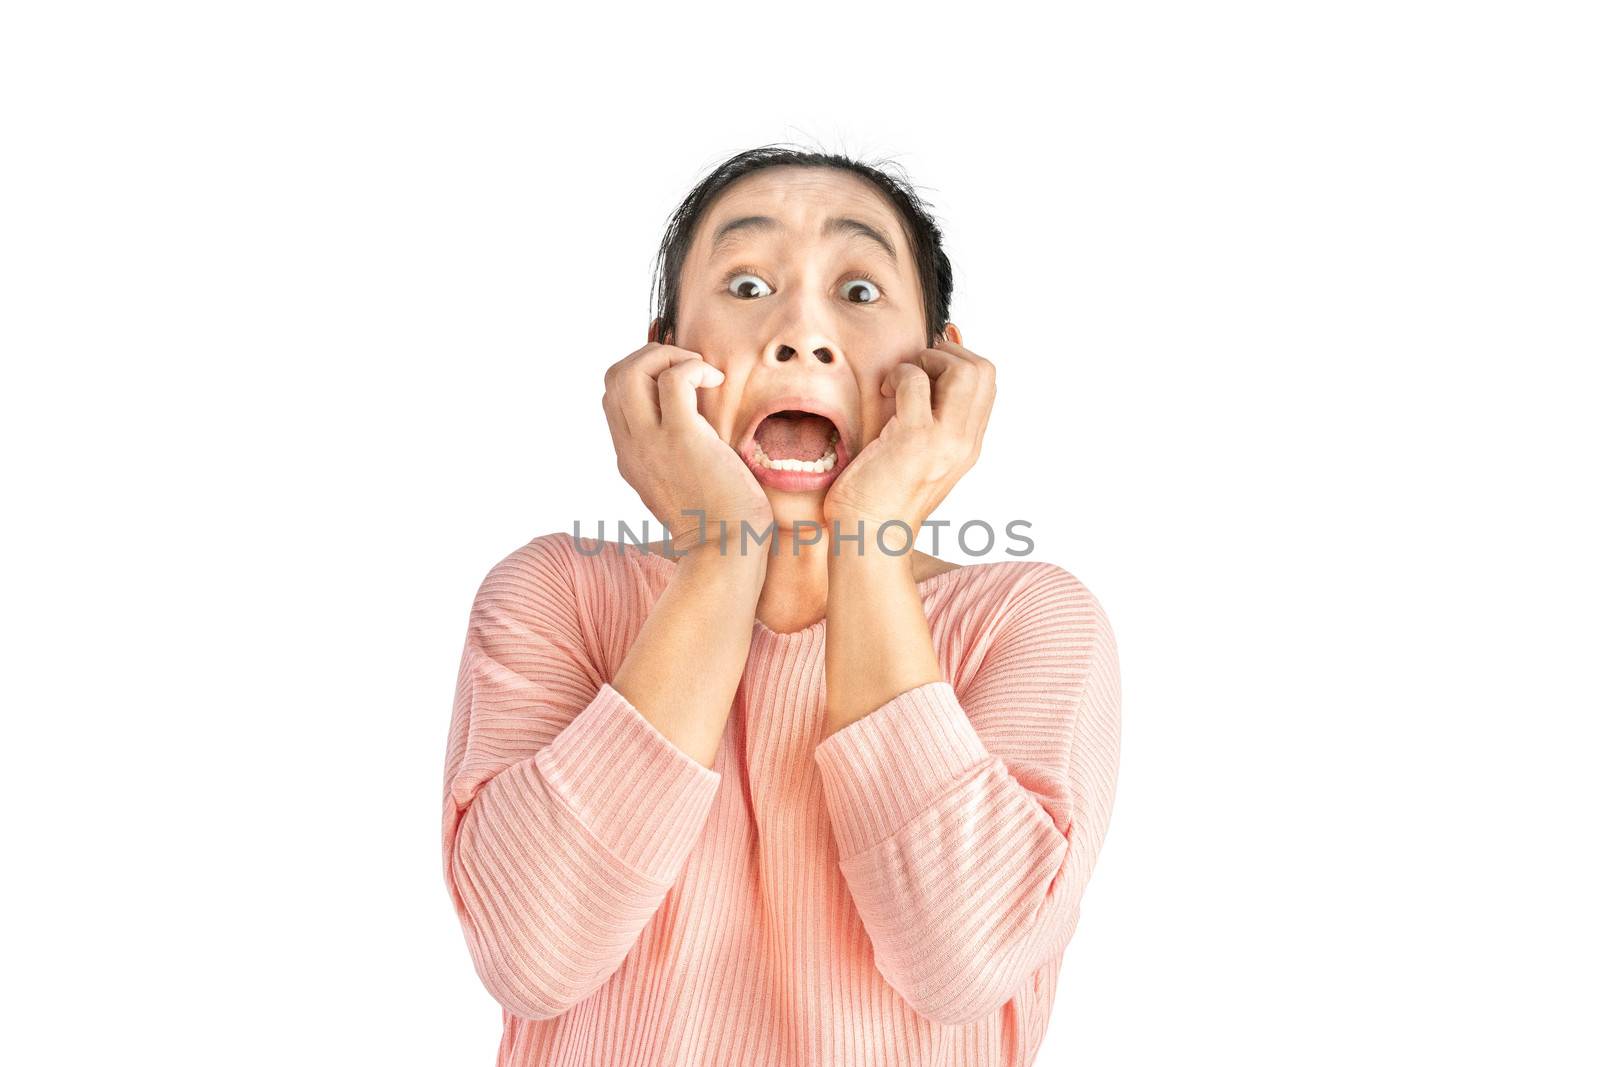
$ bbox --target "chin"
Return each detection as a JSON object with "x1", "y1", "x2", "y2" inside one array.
[{"x1": 765, "y1": 491, "x2": 829, "y2": 537}]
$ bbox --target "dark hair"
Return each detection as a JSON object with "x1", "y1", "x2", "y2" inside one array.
[{"x1": 649, "y1": 144, "x2": 955, "y2": 348}]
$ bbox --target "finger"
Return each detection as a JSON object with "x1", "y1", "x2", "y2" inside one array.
[
  {"x1": 929, "y1": 339, "x2": 995, "y2": 444},
  {"x1": 657, "y1": 357, "x2": 724, "y2": 433},
  {"x1": 881, "y1": 361, "x2": 933, "y2": 427},
  {"x1": 601, "y1": 388, "x2": 638, "y2": 483},
  {"x1": 620, "y1": 343, "x2": 707, "y2": 428},
  {"x1": 916, "y1": 344, "x2": 980, "y2": 430},
  {"x1": 931, "y1": 337, "x2": 996, "y2": 395},
  {"x1": 601, "y1": 382, "x2": 639, "y2": 458}
]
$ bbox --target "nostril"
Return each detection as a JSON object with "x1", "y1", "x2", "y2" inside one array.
[{"x1": 773, "y1": 344, "x2": 834, "y2": 363}]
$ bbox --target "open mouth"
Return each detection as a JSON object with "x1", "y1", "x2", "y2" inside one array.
[
  {"x1": 740, "y1": 401, "x2": 852, "y2": 492},
  {"x1": 753, "y1": 411, "x2": 839, "y2": 473}
]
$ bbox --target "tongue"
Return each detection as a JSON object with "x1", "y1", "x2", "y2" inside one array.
[{"x1": 755, "y1": 413, "x2": 835, "y2": 461}]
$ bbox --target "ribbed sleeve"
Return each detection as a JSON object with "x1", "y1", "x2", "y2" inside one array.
[
  {"x1": 811, "y1": 681, "x2": 992, "y2": 861},
  {"x1": 812, "y1": 565, "x2": 1122, "y2": 1027},
  {"x1": 441, "y1": 535, "x2": 723, "y2": 1022},
  {"x1": 535, "y1": 682, "x2": 723, "y2": 881}
]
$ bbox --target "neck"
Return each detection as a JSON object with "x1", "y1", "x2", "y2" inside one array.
[{"x1": 752, "y1": 524, "x2": 833, "y2": 633}]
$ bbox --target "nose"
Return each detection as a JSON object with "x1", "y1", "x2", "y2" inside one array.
[{"x1": 762, "y1": 283, "x2": 848, "y2": 370}]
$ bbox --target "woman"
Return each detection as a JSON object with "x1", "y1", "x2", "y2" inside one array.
[{"x1": 441, "y1": 145, "x2": 1122, "y2": 1066}]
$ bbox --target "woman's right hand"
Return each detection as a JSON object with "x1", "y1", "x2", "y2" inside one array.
[{"x1": 601, "y1": 342, "x2": 773, "y2": 555}]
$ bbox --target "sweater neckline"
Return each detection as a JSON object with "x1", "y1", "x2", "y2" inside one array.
[{"x1": 633, "y1": 548, "x2": 974, "y2": 641}]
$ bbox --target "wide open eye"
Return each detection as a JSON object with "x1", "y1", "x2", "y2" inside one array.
[
  {"x1": 840, "y1": 276, "x2": 881, "y2": 304},
  {"x1": 726, "y1": 271, "x2": 773, "y2": 299}
]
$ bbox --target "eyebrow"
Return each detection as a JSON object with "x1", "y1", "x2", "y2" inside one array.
[{"x1": 708, "y1": 214, "x2": 899, "y2": 266}]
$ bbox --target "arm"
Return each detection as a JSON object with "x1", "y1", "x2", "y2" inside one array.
[
  {"x1": 441, "y1": 534, "x2": 761, "y2": 1021},
  {"x1": 816, "y1": 552, "x2": 1122, "y2": 1026},
  {"x1": 611, "y1": 541, "x2": 766, "y2": 769}
]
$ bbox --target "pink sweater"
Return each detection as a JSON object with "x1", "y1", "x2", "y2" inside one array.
[{"x1": 441, "y1": 532, "x2": 1121, "y2": 1066}]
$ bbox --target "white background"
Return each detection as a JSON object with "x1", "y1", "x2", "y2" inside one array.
[{"x1": 3, "y1": 2, "x2": 1596, "y2": 1064}]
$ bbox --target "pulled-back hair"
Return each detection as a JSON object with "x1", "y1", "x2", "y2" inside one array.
[{"x1": 650, "y1": 144, "x2": 955, "y2": 347}]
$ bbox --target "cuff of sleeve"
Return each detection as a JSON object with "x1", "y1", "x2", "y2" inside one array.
[
  {"x1": 812, "y1": 680, "x2": 993, "y2": 861},
  {"x1": 536, "y1": 681, "x2": 723, "y2": 884}
]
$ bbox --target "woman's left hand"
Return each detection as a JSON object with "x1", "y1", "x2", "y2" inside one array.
[{"x1": 822, "y1": 337, "x2": 996, "y2": 540}]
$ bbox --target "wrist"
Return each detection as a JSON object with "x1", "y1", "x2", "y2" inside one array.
[
  {"x1": 825, "y1": 514, "x2": 921, "y2": 561},
  {"x1": 827, "y1": 534, "x2": 917, "y2": 584},
  {"x1": 672, "y1": 536, "x2": 769, "y2": 584},
  {"x1": 665, "y1": 511, "x2": 770, "y2": 556}
]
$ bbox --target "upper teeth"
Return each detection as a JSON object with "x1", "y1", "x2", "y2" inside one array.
[{"x1": 753, "y1": 429, "x2": 839, "y2": 473}]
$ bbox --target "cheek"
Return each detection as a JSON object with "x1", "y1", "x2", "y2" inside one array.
[
  {"x1": 695, "y1": 386, "x2": 729, "y2": 423},
  {"x1": 676, "y1": 300, "x2": 748, "y2": 353},
  {"x1": 675, "y1": 313, "x2": 750, "y2": 374}
]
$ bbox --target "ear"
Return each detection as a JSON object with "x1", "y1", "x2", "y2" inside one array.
[
  {"x1": 648, "y1": 318, "x2": 662, "y2": 344},
  {"x1": 942, "y1": 322, "x2": 963, "y2": 346}
]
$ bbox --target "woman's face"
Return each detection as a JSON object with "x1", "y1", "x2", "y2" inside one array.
[{"x1": 655, "y1": 165, "x2": 959, "y2": 529}]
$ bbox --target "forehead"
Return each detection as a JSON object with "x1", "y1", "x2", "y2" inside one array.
[{"x1": 690, "y1": 166, "x2": 909, "y2": 266}]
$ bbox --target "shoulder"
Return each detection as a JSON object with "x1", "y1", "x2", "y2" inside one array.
[
  {"x1": 936, "y1": 556, "x2": 1112, "y2": 640},
  {"x1": 476, "y1": 530, "x2": 580, "y2": 597},
  {"x1": 1008, "y1": 562, "x2": 1115, "y2": 675},
  {"x1": 461, "y1": 534, "x2": 577, "y2": 643},
  {"x1": 475, "y1": 530, "x2": 664, "y2": 620},
  {"x1": 938, "y1": 558, "x2": 1120, "y2": 743},
  {"x1": 934, "y1": 559, "x2": 1113, "y2": 675},
  {"x1": 1015, "y1": 560, "x2": 1113, "y2": 636}
]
